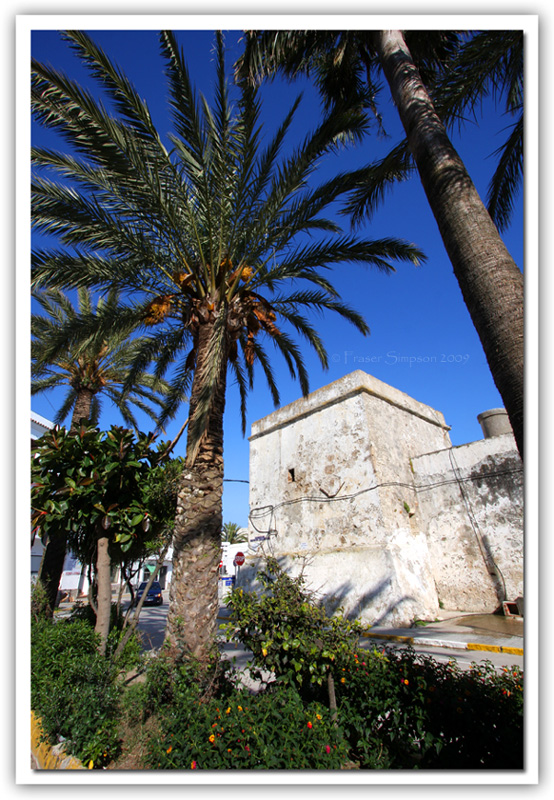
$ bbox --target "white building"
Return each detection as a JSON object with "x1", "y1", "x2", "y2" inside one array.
[
  {"x1": 31, "y1": 411, "x2": 54, "y2": 440},
  {"x1": 242, "y1": 371, "x2": 523, "y2": 628},
  {"x1": 31, "y1": 412, "x2": 54, "y2": 577}
]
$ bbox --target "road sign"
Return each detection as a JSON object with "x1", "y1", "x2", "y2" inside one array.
[{"x1": 234, "y1": 551, "x2": 245, "y2": 566}]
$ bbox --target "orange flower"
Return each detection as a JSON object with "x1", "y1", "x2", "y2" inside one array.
[
  {"x1": 166, "y1": 745, "x2": 172, "y2": 754},
  {"x1": 209, "y1": 734, "x2": 215, "y2": 743}
]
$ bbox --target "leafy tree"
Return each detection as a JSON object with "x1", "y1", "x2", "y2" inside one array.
[
  {"x1": 32, "y1": 286, "x2": 175, "y2": 611},
  {"x1": 222, "y1": 521, "x2": 247, "y2": 544},
  {"x1": 237, "y1": 29, "x2": 524, "y2": 459},
  {"x1": 224, "y1": 557, "x2": 364, "y2": 711},
  {"x1": 31, "y1": 422, "x2": 174, "y2": 654},
  {"x1": 30, "y1": 30, "x2": 424, "y2": 662}
]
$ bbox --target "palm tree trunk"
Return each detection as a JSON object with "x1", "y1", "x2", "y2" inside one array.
[
  {"x1": 376, "y1": 30, "x2": 524, "y2": 459},
  {"x1": 72, "y1": 387, "x2": 94, "y2": 427},
  {"x1": 36, "y1": 388, "x2": 96, "y2": 615},
  {"x1": 165, "y1": 320, "x2": 227, "y2": 663}
]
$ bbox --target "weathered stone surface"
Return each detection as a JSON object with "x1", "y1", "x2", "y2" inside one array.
[
  {"x1": 412, "y1": 434, "x2": 523, "y2": 611},
  {"x1": 244, "y1": 370, "x2": 523, "y2": 626}
]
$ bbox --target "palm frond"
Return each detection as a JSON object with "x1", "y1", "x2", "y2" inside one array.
[
  {"x1": 486, "y1": 115, "x2": 523, "y2": 233},
  {"x1": 32, "y1": 29, "x2": 431, "y2": 450},
  {"x1": 228, "y1": 357, "x2": 249, "y2": 436},
  {"x1": 54, "y1": 388, "x2": 78, "y2": 425}
]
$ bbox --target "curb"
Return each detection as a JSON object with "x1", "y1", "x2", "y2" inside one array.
[
  {"x1": 31, "y1": 711, "x2": 86, "y2": 770},
  {"x1": 360, "y1": 630, "x2": 523, "y2": 656},
  {"x1": 218, "y1": 615, "x2": 523, "y2": 657}
]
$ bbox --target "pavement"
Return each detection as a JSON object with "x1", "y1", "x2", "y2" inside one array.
[
  {"x1": 217, "y1": 605, "x2": 523, "y2": 656},
  {"x1": 54, "y1": 598, "x2": 523, "y2": 656},
  {"x1": 357, "y1": 611, "x2": 523, "y2": 655}
]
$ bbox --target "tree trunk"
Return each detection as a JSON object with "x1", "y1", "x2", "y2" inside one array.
[
  {"x1": 114, "y1": 539, "x2": 171, "y2": 661},
  {"x1": 72, "y1": 386, "x2": 94, "y2": 428},
  {"x1": 36, "y1": 388, "x2": 95, "y2": 616},
  {"x1": 37, "y1": 529, "x2": 68, "y2": 617},
  {"x1": 376, "y1": 30, "x2": 524, "y2": 459},
  {"x1": 94, "y1": 526, "x2": 113, "y2": 656},
  {"x1": 165, "y1": 319, "x2": 227, "y2": 664}
]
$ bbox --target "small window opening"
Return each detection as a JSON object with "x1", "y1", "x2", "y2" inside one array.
[{"x1": 288, "y1": 468, "x2": 296, "y2": 483}]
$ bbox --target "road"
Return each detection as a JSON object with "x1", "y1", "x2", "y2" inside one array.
[{"x1": 128, "y1": 595, "x2": 523, "y2": 673}]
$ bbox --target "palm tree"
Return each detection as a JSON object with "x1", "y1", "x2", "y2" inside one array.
[
  {"x1": 237, "y1": 30, "x2": 524, "y2": 460},
  {"x1": 31, "y1": 30, "x2": 424, "y2": 661},
  {"x1": 433, "y1": 30, "x2": 523, "y2": 234},
  {"x1": 222, "y1": 522, "x2": 247, "y2": 544},
  {"x1": 32, "y1": 287, "x2": 172, "y2": 429},
  {"x1": 32, "y1": 286, "x2": 173, "y2": 614}
]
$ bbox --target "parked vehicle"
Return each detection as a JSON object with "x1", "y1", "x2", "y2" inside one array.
[{"x1": 135, "y1": 581, "x2": 163, "y2": 606}]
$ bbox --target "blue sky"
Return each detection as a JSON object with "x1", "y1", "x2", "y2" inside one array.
[{"x1": 29, "y1": 26, "x2": 525, "y2": 528}]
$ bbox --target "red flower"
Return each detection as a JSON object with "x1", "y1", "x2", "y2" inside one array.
[
  {"x1": 325, "y1": 745, "x2": 331, "y2": 754},
  {"x1": 307, "y1": 721, "x2": 313, "y2": 729}
]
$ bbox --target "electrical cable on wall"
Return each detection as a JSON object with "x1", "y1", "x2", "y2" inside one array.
[
  {"x1": 447, "y1": 448, "x2": 508, "y2": 602},
  {"x1": 247, "y1": 463, "x2": 523, "y2": 554}
]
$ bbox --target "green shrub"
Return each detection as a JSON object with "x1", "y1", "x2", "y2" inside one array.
[
  {"x1": 224, "y1": 557, "x2": 363, "y2": 699},
  {"x1": 30, "y1": 579, "x2": 50, "y2": 621},
  {"x1": 222, "y1": 561, "x2": 523, "y2": 770},
  {"x1": 145, "y1": 677, "x2": 348, "y2": 770},
  {"x1": 334, "y1": 646, "x2": 524, "y2": 769},
  {"x1": 137, "y1": 642, "x2": 523, "y2": 770},
  {"x1": 31, "y1": 617, "x2": 124, "y2": 767},
  {"x1": 69, "y1": 601, "x2": 143, "y2": 670}
]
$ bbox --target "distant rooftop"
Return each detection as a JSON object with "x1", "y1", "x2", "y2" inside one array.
[{"x1": 31, "y1": 412, "x2": 54, "y2": 440}]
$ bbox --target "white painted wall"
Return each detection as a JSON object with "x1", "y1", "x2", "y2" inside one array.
[
  {"x1": 412, "y1": 434, "x2": 523, "y2": 611},
  {"x1": 243, "y1": 371, "x2": 523, "y2": 627}
]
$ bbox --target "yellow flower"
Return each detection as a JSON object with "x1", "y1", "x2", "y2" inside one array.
[
  {"x1": 226, "y1": 707, "x2": 231, "y2": 714},
  {"x1": 238, "y1": 706, "x2": 243, "y2": 712},
  {"x1": 316, "y1": 714, "x2": 322, "y2": 720},
  {"x1": 340, "y1": 677, "x2": 346, "y2": 683},
  {"x1": 209, "y1": 734, "x2": 215, "y2": 743},
  {"x1": 88, "y1": 760, "x2": 94, "y2": 769},
  {"x1": 262, "y1": 647, "x2": 268, "y2": 657}
]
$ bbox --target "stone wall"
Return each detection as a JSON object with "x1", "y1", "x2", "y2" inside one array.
[
  {"x1": 243, "y1": 370, "x2": 523, "y2": 627},
  {"x1": 412, "y1": 434, "x2": 523, "y2": 612},
  {"x1": 245, "y1": 372, "x2": 451, "y2": 626}
]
